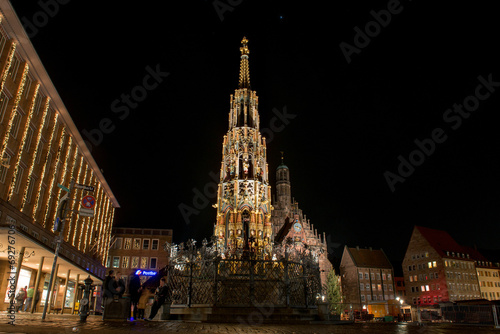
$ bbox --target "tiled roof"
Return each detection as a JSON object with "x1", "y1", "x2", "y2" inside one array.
[
  {"x1": 347, "y1": 247, "x2": 393, "y2": 269},
  {"x1": 416, "y1": 226, "x2": 475, "y2": 260}
]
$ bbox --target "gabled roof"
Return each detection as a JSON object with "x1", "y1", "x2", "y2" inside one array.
[
  {"x1": 346, "y1": 246, "x2": 393, "y2": 269},
  {"x1": 415, "y1": 226, "x2": 470, "y2": 259}
]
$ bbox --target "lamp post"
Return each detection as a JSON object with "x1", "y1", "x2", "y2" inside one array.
[{"x1": 42, "y1": 179, "x2": 74, "y2": 320}]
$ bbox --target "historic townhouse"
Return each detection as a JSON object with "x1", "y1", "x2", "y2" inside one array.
[{"x1": 402, "y1": 226, "x2": 481, "y2": 306}]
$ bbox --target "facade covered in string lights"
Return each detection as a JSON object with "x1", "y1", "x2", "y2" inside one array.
[{"x1": 0, "y1": 3, "x2": 119, "y2": 313}]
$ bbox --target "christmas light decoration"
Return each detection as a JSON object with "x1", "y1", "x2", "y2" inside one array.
[
  {"x1": 32, "y1": 106, "x2": 57, "y2": 221},
  {"x1": 21, "y1": 91, "x2": 49, "y2": 212},
  {"x1": 5, "y1": 63, "x2": 30, "y2": 201}
]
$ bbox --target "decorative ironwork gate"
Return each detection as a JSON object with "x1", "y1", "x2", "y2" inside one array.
[{"x1": 165, "y1": 240, "x2": 322, "y2": 308}]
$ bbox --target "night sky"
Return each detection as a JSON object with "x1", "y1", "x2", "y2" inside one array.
[{"x1": 9, "y1": 1, "x2": 500, "y2": 270}]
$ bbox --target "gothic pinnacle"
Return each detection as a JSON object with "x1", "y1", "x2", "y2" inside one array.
[{"x1": 238, "y1": 36, "x2": 251, "y2": 89}]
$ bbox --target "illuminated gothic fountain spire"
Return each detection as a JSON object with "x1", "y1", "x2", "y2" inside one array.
[{"x1": 214, "y1": 37, "x2": 273, "y2": 256}]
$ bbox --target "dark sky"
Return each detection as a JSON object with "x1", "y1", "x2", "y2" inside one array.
[{"x1": 9, "y1": 1, "x2": 500, "y2": 268}]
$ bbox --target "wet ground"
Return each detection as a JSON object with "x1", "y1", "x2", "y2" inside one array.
[{"x1": 1, "y1": 312, "x2": 499, "y2": 334}]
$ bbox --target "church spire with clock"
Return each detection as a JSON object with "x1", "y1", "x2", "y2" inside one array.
[{"x1": 214, "y1": 37, "x2": 273, "y2": 254}]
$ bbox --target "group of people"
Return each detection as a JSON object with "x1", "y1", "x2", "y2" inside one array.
[
  {"x1": 103, "y1": 270, "x2": 169, "y2": 321},
  {"x1": 14, "y1": 286, "x2": 40, "y2": 313}
]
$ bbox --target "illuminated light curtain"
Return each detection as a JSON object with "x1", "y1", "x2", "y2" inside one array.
[
  {"x1": 76, "y1": 166, "x2": 91, "y2": 249},
  {"x1": 48, "y1": 135, "x2": 72, "y2": 231},
  {"x1": 61, "y1": 144, "x2": 79, "y2": 238},
  {"x1": 69, "y1": 156, "x2": 85, "y2": 245},
  {"x1": 32, "y1": 105, "x2": 56, "y2": 221},
  {"x1": 21, "y1": 93, "x2": 49, "y2": 213},
  {"x1": 8, "y1": 81, "x2": 39, "y2": 202},
  {"x1": 43, "y1": 126, "x2": 66, "y2": 227},
  {"x1": 101, "y1": 200, "x2": 113, "y2": 265},
  {"x1": 63, "y1": 148, "x2": 81, "y2": 241},
  {"x1": 0, "y1": 62, "x2": 28, "y2": 198},
  {"x1": 0, "y1": 42, "x2": 16, "y2": 95},
  {"x1": 97, "y1": 197, "x2": 110, "y2": 260},
  {"x1": 93, "y1": 184, "x2": 105, "y2": 255},
  {"x1": 82, "y1": 173, "x2": 96, "y2": 253}
]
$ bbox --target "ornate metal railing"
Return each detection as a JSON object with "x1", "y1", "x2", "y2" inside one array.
[{"x1": 164, "y1": 238, "x2": 322, "y2": 308}]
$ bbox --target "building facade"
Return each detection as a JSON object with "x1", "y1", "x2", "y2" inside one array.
[
  {"x1": 106, "y1": 227, "x2": 173, "y2": 290},
  {"x1": 0, "y1": 3, "x2": 119, "y2": 313},
  {"x1": 394, "y1": 276, "x2": 406, "y2": 300},
  {"x1": 340, "y1": 246, "x2": 396, "y2": 308},
  {"x1": 271, "y1": 156, "x2": 332, "y2": 287},
  {"x1": 402, "y1": 226, "x2": 481, "y2": 306}
]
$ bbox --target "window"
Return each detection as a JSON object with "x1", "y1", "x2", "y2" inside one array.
[
  {"x1": 151, "y1": 239, "x2": 159, "y2": 250},
  {"x1": 373, "y1": 295, "x2": 377, "y2": 301},
  {"x1": 432, "y1": 261, "x2": 437, "y2": 268},
  {"x1": 143, "y1": 239, "x2": 150, "y2": 250},
  {"x1": 371, "y1": 273, "x2": 375, "y2": 280},
  {"x1": 150, "y1": 257, "x2": 157, "y2": 269},
  {"x1": 124, "y1": 238, "x2": 132, "y2": 249},
  {"x1": 9, "y1": 55, "x2": 20, "y2": 79},
  {"x1": 360, "y1": 283, "x2": 364, "y2": 290},
  {"x1": 382, "y1": 273, "x2": 386, "y2": 280},
  {"x1": 141, "y1": 257, "x2": 148, "y2": 268},
  {"x1": 122, "y1": 257, "x2": 129, "y2": 268},
  {"x1": 133, "y1": 238, "x2": 141, "y2": 250},
  {"x1": 365, "y1": 273, "x2": 369, "y2": 280},
  {"x1": 0, "y1": 93, "x2": 9, "y2": 123},
  {"x1": 0, "y1": 153, "x2": 11, "y2": 183},
  {"x1": 376, "y1": 273, "x2": 381, "y2": 280},
  {"x1": 112, "y1": 256, "x2": 120, "y2": 268},
  {"x1": 13, "y1": 166, "x2": 24, "y2": 194},
  {"x1": 387, "y1": 273, "x2": 391, "y2": 280},
  {"x1": 366, "y1": 284, "x2": 370, "y2": 290},
  {"x1": 377, "y1": 284, "x2": 382, "y2": 291},
  {"x1": 361, "y1": 295, "x2": 365, "y2": 302},
  {"x1": 409, "y1": 276, "x2": 413, "y2": 282},
  {"x1": 131, "y1": 257, "x2": 139, "y2": 268},
  {"x1": 114, "y1": 238, "x2": 123, "y2": 249}
]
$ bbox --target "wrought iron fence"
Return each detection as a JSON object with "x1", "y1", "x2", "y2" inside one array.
[{"x1": 164, "y1": 238, "x2": 322, "y2": 308}]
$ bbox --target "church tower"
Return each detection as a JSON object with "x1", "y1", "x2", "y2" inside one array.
[{"x1": 214, "y1": 37, "x2": 273, "y2": 254}]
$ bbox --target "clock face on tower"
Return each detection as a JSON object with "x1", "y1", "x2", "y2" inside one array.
[{"x1": 293, "y1": 222, "x2": 302, "y2": 232}]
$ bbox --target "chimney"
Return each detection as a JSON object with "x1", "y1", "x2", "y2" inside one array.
[{"x1": 356, "y1": 246, "x2": 360, "y2": 251}]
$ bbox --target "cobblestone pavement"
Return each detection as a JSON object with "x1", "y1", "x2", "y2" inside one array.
[{"x1": 1, "y1": 313, "x2": 499, "y2": 334}]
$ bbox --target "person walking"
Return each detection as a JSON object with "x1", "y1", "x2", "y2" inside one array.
[
  {"x1": 115, "y1": 272, "x2": 125, "y2": 298},
  {"x1": 144, "y1": 278, "x2": 168, "y2": 321},
  {"x1": 23, "y1": 286, "x2": 34, "y2": 312},
  {"x1": 102, "y1": 270, "x2": 116, "y2": 309},
  {"x1": 14, "y1": 288, "x2": 26, "y2": 312},
  {"x1": 137, "y1": 284, "x2": 153, "y2": 320},
  {"x1": 128, "y1": 274, "x2": 141, "y2": 320},
  {"x1": 32, "y1": 289, "x2": 40, "y2": 313}
]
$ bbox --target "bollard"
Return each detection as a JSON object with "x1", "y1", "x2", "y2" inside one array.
[{"x1": 79, "y1": 276, "x2": 94, "y2": 322}]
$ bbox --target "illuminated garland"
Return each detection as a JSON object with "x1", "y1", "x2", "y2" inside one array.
[
  {"x1": 5, "y1": 63, "x2": 30, "y2": 200},
  {"x1": 75, "y1": 165, "x2": 90, "y2": 249},
  {"x1": 93, "y1": 183, "x2": 104, "y2": 254},
  {"x1": 49, "y1": 135, "x2": 73, "y2": 231},
  {"x1": 21, "y1": 91, "x2": 48, "y2": 212},
  {"x1": 62, "y1": 143, "x2": 79, "y2": 239},
  {"x1": 97, "y1": 197, "x2": 109, "y2": 258},
  {"x1": 32, "y1": 105, "x2": 56, "y2": 221},
  {"x1": 101, "y1": 200, "x2": 113, "y2": 265},
  {"x1": 81, "y1": 172, "x2": 95, "y2": 253},
  {"x1": 43, "y1": 126, "x2": 66, "y2": 227},
  {"x1": 103, "y1": 206, "x2": 116, "y2": 266},
  {"x1": 0, "y1": 42, "x2": 15, "y2": 96},
  {"x1": 12, "y1": 82, "x2": 40, "y2": 205},
  {"x1": 85, "y1": 181, "x2": 101, "y2": 254},
  {"x1": 68, "y1": 155, "x2": 84, "y2": 244}
]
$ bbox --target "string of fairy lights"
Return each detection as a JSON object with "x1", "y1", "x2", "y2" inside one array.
[{"x1": 0, "y1": 31, "x2": 116, "y2": 266}]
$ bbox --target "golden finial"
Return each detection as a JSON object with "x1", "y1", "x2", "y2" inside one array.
[
  {"x1": 240, "y1": 36, "x2": 249, "y2": 56},
  {"x1": 238, "y1": 36, "x2": 251, "y2": 89}
]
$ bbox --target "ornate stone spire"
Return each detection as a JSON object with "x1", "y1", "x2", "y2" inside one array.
[{"x1": 238, "y1": 37, "x2": 251, "y2": 89}]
